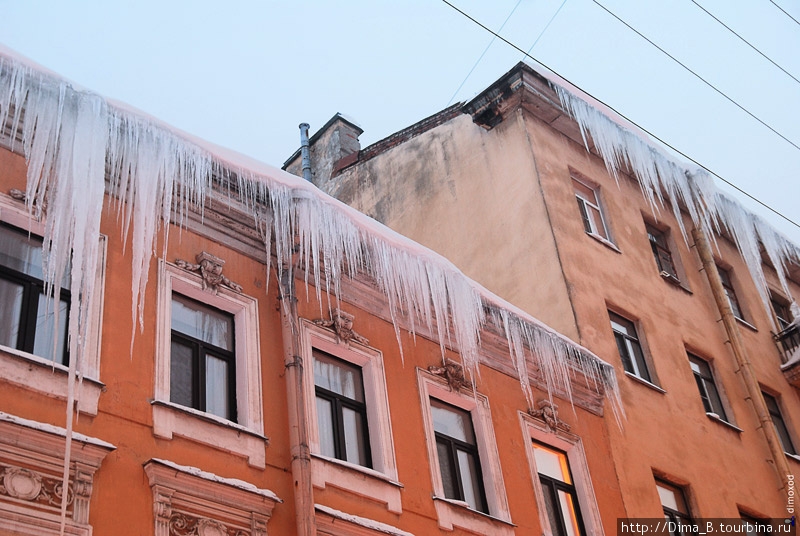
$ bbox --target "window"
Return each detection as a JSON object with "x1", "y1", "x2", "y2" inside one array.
[
  {"x1": 572, "y1": 177, "x2": 609, "y2": 241},
  {"x1": 431, "y1": 398, "x2": 488, "y2": 513},
  {"x1": 301, "y1": 319, "x2": 401, "y2": 513},
  {"x1": 533, "y1": 442, "x2": 585, "y2": 536},
  {"x1": 717, "y1": 266, "x2": 744, "y2": 320},
  {"x1": 762, "y1": 391, "x2": 796, "y2": 455},
  {"x1": 0, "y1": 223, "x2": 70, "y2": 365},
  {"x1": 646, "y1": 224, "x2": 678, "y2": 280},
  {"x1": 771, "y1": 296, "x2": 793, "y2": 331},
  {"x1": 609, "y1": 311, "x2": 651, "y2": 383},
  {"x1": 656, "y1": 480, "x2": 694, "y2": 535},
  {"x1": 153, "y1": 259, "x2": 265, "y2": 468},
  {"x1": 314, "y1": 349, "x2": 371, "y2": 468},
  {"x1": 418, "y1": 369, "x2": 512, "y2": 533},
  {"x1": 170, "y1": 294, "x2": 236, "y2": 422},
  {"x1": 688, "y1": 353, "x2": 728, "y2": 421},
  {"x1": 740, "y1": 513, "x2": 769, "y2": 535}
]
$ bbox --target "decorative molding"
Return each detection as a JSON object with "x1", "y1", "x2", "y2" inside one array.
[
  {"x1": 313, "y1": 308, "x2": 369, "y2": 345},
  {"x1": 8, "y1": 188, "x2": 26, "y2": 202},
  {"x1": 0, "y1": 412, "x2": 114, "y2": 536},
  {"x1": 144, "y1": 459, "x2": 280, "y2": 536},
  {"x1": 175, "y1": 252, "x2": 242, "y2": 294},
  {"x1": 427, "y1": 359, "x2": 469, "y2": 392},
  {"x1": 527, "y1": 399, "x2": 570, "y2": 433}
]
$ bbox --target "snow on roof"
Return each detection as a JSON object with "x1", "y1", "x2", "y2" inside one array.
[
  {"x1": 315, "y1": 504, "x2": 415, "y2": 536},
  {"x1": 0, "y1": 411, "x2": 116, "y2": 449},
  {"x1": 0, "y1": 44, "x2": 622, "y2": 421},
  {"x1": 151, "y1": 458, "x2": 282, "y2": 502}
]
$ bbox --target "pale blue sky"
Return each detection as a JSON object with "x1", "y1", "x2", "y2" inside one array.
[{"x1": 1, "y1": 0, "x2": 798, "y2": 242}]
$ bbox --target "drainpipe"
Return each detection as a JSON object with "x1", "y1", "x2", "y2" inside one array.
[
  {"x1": 299, "y1": 123, "x2": 313, "y2": 183},
  {"x1": 278, "y1": 259, "x2": 315, "y2": 535},
  {"x1": 692, "y1": 227, "x2": 792, "y2": 492}
]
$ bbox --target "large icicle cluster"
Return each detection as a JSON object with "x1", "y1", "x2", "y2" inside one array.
[
  {"x1": 0, "y1": 48, "x2": 622, "y2": 429},
  {"x1": 551, "y1": 80, "x2": 800, "y2": 329}
]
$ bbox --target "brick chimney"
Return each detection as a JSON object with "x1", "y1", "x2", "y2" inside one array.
[{"x1": 283, "y1": 113, "x2": 363, "y2": 188}]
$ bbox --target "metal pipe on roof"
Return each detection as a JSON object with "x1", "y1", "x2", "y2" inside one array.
[{"x1": 299, "y1": 123, "x2": 313, "y2": 183}]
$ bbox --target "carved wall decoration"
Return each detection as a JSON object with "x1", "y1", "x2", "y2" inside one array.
[
  {"x1": 8, "y1": 188, "x2": 26, "y2": 202},
  {"x1": 168, "y1": 513, "x2": 247, "y2": 536},
  {"x1": 2, "y1": 466, "x2": 42, "y2": 500},
  {"x1": 176, "y1": 252, "x2": 242, "y2": 294},
  {"x1": 313, "y1": 308, "x2": 369, "y2": 345},
  {"x1": 528, "y1": 399, "x2": 571, "y2": 433},
  {"x1": 428, "y1": 359, "x2": 470, "y2": 392}
]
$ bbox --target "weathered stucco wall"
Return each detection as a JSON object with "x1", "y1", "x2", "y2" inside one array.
[{"x1": 326, "y1": 112, "x2": 580, "y2": 341}]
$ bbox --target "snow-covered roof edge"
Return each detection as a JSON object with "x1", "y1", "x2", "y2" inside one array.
[
  {"x1": 150, "y1": 458, "x2": 282, "y2": 502},
  {"x1": 0, "y1": 411, "x2": 116, "y2": 449},
  {"x1": 0, "y1": 45, "x2": 622, "y2": 421},
  {"x1": 524, "y1": 59, "x2": 800, "y2": 327},
  {"x1": 315, "y1": 504, "x2": 415, "y2": 536}
]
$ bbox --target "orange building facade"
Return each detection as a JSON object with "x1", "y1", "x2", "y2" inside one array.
[{"x1": 0, "y1": 52, "x2": 631, "y2": 536}]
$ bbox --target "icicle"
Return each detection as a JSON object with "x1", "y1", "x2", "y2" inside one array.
[
  {"x1": 0, "y1": 46, "x2": 626, "y2": 475},
  {"x1": 551, "y1": 81, "x2": 800, "y2": 331}
]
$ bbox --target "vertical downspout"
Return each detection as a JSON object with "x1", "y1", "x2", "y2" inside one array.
[
  {"x1": 299, "y1": 123, "x2": 313, "y2": 183},
  {"x1": 692, "y1": 227, "x2": 792, "y2": 492},
  {"x1": 279, "y1": 259, "x2": 315, "y2": 535}
]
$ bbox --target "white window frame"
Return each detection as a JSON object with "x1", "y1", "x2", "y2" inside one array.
[
  {"x1": 153, "y1": 259, "x2": 266, "y2": 468},
  {"x1": 0, "y1": 193, "x2": 106, "y2": 415},
  {"x1": 300, "y1": 319, "x2": 402, "y2": 513},
  {"x1": 417, "y1": 368, "x2": 513, "y2": 535},
  {"x1": 572, "y1": 176, "x2": 610, "y2": 241},
  {"x1": 519, "y1": 411, "x2": 604, "y2": 536}
]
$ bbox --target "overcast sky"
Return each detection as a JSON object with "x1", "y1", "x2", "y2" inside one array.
[{"x1": 1, "y1": 0, "x2": 798, "y2": 243}]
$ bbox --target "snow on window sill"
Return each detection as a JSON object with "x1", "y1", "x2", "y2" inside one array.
[
  {"x1": 150, "y1": 399, "x2": 267, "y2": 468},
  {"x1": 624, "y1": 371, "x2": 666, "y2": 394},
  {"x1": 705, "y1": 412, "x2": 743, "y2": 433},
  {"x1": 311, "y1": 452, "x2": 404, "y2": 514},
  {"x1": 786, "y1": 453, "x2": 800, "y2": 464},
  {"x1": 432, "y1": 496, "x2": 516, "y2": 535},
  {"x1": 0, "y1": 345, "x2": 103, "y2": 415},
  {"x1": 735, "y1": 316, "x2": 758, "y2": 332},
  {"x1": 586, "y1": 231, "x2": 621, "y2": 253}
]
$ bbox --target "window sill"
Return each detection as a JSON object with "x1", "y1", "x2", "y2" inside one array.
[
  {"x1": 624, "y1": 371, "x2": 666, "y2": 393},
  {"x1": 659, "y1": 272, "x2": 693, "y2": 294},
  {"x1": 151, "y1": 399, "x2": 267, "y2": 468},
  {"x1": 586, "y1": 232, "x2": 622, "y2": 253},
  {"x1": 705, "y1": 412, "x2": 743, "y2": 433},
  {"x1": 432, "y1": 496, "x2": 516, "y2": 535},
  {"x1": 0, "y1": 345, "x2": 104, "y2": 415},
  {"x1": 786, "y1": 453, "x2": 800, "y2": 464},
  {"x1": 310, "y1": 453, "x2": 403, "y2": 513},
  {"x1": 735, "y1": 317, "x2": 758, "y2": 332}
]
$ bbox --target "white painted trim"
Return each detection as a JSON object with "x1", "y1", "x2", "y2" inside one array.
[
  {"x1": 417, "y1": 368, "x2": 513, "y2": 533},
  {"x1": 315, "y1": 504, "x2": 414, "y2": 536},
  {"x1": 300, "y1": 319, "x2": 401, "y2": 512},
  {"x1": 519, "y1": 412, "x2": 605, "y2": 536},
  {"x1": 0, "y1": 193, "x2": 106, "y2": 415},
  {"x1": 153, "y1": 260, "x2": 265, "y2": 467}
]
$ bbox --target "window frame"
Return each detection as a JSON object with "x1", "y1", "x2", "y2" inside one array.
[
  {"x1": 770, "y1": 293, "x2": 793, "y2": 331},
  {"x1": 520, "y1": 411, "x2": 604, "y2": 536},
  {"x1": 300, "y1": 319, "x2": 401, "y2": 513},
  {"x1": 533, "y1": 441, "x2": 586, "y2": 536},
  {"x1": 717, "y1": 265, "x2": 745, "y2": 321},
  {"x1": 313, "y1": 348, "x2": 372, "y2": 468},
  {"x1": 687, "y1": 352, "x2": 729, "y2": 422},
  {"x1": 571, "y1": 176, "x2": 610, "y2": 242},
  {"x1": 655, "y1": 478, "x2": 695, "y2": 535},
  {"x1": 608, "y1": 310, "x2": 653, "y2": 384},
  {"x1": 153, "y1": 259, "x2": 265, "y2": 468},
  {"x1": 762, "y1": 390, "x2": 796, "y2": 455},
  {"x1": 645, "y1": 223, "x2": 680, "y2": 281},
  {"x1": 418, "y1": 368, "x2": 513, "y2": 534},
  {"x1": 0, "y1": 193, "x2": 105, "y2": 415}
]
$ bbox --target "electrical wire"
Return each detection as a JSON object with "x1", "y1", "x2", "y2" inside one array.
[
  {"x1": 593, "y1": 0, "x2": 800, "y2": 153},
  {"x1": 770, "y1": 0, "x2": 800, "y2": 27},
  {"x1": 523, "y1": 0, "x2": 569, "y2": 57},
  {"x1": 691, "y1": 0, "x2": 800, "y2": 85},
  {"x1": 440, "y1": 0, "x2": 800, "y2": 230},
  {"x1": 447, "y1": 0, "x2": 524, "y2": 106}
]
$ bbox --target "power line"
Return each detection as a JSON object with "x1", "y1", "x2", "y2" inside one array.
[
  {"x1": 447, "y1": 0, "x2": 524, "y2": 106},
  {"x1": 523, "y1": 0, "x2": 569, "y2": 58},
  {"x1": 770, "y1": 0, "x2": 800, "y2": 27},
  {"x1": 691, "y1": 0, "x2": 800, "y2": 85},
  {"x1": 593, "y1": 0, "x2": 800, "y2": 153},
  {"x1": 440, "y1": 0, "x2": 800, "y2": 231}
]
